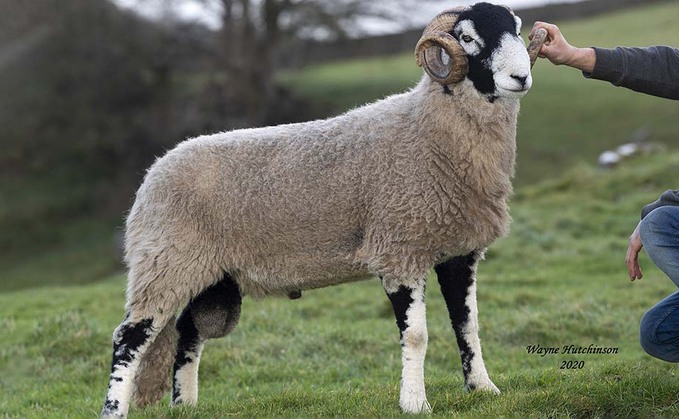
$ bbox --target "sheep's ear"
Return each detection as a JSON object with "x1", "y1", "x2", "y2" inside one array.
[
  {"x1": 500, "y1": 4, "x2": 514, "y2": 14},
  {"x1": 514, "y1": 16, "x2": 523, "y2": 35},
  {"x1": 415, "y1": 33, "x2": 468, "y2": 85}
]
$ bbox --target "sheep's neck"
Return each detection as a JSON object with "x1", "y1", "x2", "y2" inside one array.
[{"x1": 418, "y1": 80, "x2": 519, "y2": 199}]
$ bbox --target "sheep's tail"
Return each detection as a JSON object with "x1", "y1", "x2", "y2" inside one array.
[{"x1": 132, "y1": 315, "x2": 178, "y2": 407}]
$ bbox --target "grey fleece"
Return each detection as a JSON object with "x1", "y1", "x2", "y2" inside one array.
[{"x1": 582, "y1": 46, "x2": 679, "y2": 219}]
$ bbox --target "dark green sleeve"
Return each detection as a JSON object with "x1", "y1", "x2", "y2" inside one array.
[
  {"x1": 582, "y1": 46, "x2": 679, "y2": 100},
  {"x1": 641, "y1": 190, "x2": 679, "y2": 219}
]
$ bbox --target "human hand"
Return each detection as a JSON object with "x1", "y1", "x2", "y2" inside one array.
[
  {"x1": 529, "y1": 21, "x2": 595, "y2": 72},
  {"x1": 626, "y1": 222, "x2": 644, "y2": 281}
]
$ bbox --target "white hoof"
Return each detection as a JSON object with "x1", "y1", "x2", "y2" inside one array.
[
  {"x1": 465, "y1": 378, "x2": 500, "y2": 394},
  {"x1": 101, "y1": 411, "x2": 126, "y2": 419},
  {"x1": 400, "y1": 391, "x2": 432, "y2": 414},
  {"x1": 170, "y1": 397, "x2": 197, "y2": 407}
]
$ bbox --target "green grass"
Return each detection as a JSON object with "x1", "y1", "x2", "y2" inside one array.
[
  {"x1": 279, "y1": 53, "x2": 423, "y2": 114},
  {"x1": 279, "y1": 1, "x2": 679, "y2": 186},
  {"x1": 4, "y1": 151, "x2": 679, "y2": 417},
  {"x1": 0, "y1": 169, "x2": 124, "y2": 292},
  {"x1": 0, "y1": 217, "x2": 123, "y2": 291}
]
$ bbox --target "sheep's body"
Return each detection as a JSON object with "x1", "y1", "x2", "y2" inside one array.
[
  {"x1": 102, "y1": 4, "x2": 532, "y2": 418},
  {"x1": 127, "y1": 78, "x2": 516, "y2": 305}
]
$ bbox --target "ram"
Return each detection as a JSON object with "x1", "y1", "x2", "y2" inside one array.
[{"x1": 101, "y1": 3, "x2": 546, "y2": 417}]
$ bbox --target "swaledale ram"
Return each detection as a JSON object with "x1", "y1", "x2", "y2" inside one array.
[{"x1": 101, "y1": 3, "x2": 547, "y2": 417}]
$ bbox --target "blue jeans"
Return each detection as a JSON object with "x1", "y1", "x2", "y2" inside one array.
[{"x1": 639, "y1": 206, "x2": 679, "y2": 362}]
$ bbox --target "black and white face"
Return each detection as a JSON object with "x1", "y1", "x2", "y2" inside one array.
[{"x1": 453, "y1": 3, "x2": 532, "y2": 101}]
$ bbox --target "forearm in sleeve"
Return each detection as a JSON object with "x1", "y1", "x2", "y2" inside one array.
[{"x1": 584, "y1": 46, "x2": 679, "y2": 100}]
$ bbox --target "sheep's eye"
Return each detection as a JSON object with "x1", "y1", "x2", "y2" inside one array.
[{"x1": 461, "y1": 35, "x2": 473, "y2": 43}]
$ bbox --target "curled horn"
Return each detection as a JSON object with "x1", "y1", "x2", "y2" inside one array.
[{"x1": 415, "y1": 8, "x2": 468, "y2": 85}]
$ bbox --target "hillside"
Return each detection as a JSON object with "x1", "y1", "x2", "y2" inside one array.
[{"x1": 3, "y1": 150, "x2": 679, "y2": 417}]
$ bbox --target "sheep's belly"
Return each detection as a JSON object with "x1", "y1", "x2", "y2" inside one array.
[{"x1": 232, "y1": 253, "x2": 372, "y2": 299}]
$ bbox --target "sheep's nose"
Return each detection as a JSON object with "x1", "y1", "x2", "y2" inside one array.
[{"x1": 511, "y1": 75, "x2": 528, "y2": 87}]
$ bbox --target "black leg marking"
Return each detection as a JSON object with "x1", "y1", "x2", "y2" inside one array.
[
  {"x1": 172, "y1": 306, "x2": 201, "y2": 402},
  {"x1": 174, "y1": 308, "x2": 201, "y2": 372},
  {"x1": 112, "y1": 317, "x2": 154, "y2": 368},
  {"x1": 103, "y1": 316, "x2": 154, "y2": 415},
  {"x1": 386, "y1": 285, "x2": 415, "y2": 341},
  {"x1": 103, "y1": 398, "x2": 119, "y2": 412},
  {"x1": 172, "y1": 273, "x2": 242, "y2": 405},
  {"x1": 435, "y1": 252, "x2": 478, "y2": 381}
]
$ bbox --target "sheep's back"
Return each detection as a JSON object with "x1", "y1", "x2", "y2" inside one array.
[{"x1": 125, "y1": 116, "x2": 386, "y2": 294}]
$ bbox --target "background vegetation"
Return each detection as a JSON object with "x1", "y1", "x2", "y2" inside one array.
[{"x1": 3, "y1": 1, "x2": 679, "y2": 417}]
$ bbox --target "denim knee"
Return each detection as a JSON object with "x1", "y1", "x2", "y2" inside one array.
[
  {"x1": 639, "y1": 207, "x2": 679, "y2": 287},
  {"x1": 640, "y1": 304, "x2": 679, "y2": 363},
  {"x1": 639, "y1": 206, "x2": 679, "y2": 248}
]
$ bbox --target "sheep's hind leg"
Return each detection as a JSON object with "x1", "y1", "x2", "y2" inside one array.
[
  {"x1": 384, "y1": 278, "x2": 431, "y2": 414},
  {"x1": 102, "y1": 312, "x2": 175, "y2": 418},
  {"x1": 434, "y1": 250, "x2": 499, "y2": 393},
  {"x1": 172, "y1": 273, "x2": 242, "y2": 406}
]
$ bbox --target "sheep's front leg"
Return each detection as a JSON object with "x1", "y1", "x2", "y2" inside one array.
[
  {"x1": 384, "y1": 280, "x2": 431, "y2": 414},
  {"x1": 434, "y1": 251, "x2": 499, "y2": 393}
]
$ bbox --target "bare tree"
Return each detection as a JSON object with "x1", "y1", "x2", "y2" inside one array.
[{"x1": 143, "y1": 0, "x2": 426, "y2": 125}]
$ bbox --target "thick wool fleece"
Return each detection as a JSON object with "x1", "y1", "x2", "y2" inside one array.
[
  {"x1": 123, "y1": 74, "x2": 519, "y2": 313},
  {"x1": 131, "y1": 316, "x2": 178, "y2": 407}
]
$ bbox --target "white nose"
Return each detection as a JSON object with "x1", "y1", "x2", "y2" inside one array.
[
  {"x1": 511, "y1": 75, "x2": 528, "y2": 88},
  {"x1": 492, "y1": 33, "x2": 532, "y2": 94},
  {"x1": 510, "y1": 72, "x2": 532, "y2": 91}
]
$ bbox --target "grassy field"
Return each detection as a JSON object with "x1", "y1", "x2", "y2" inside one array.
[
  {"x1": 0, "y1": 171, "x2": 123, "y2": 292},
  {"x1": 4, "y1": 2, "x2": 679, "y2": 418}
]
